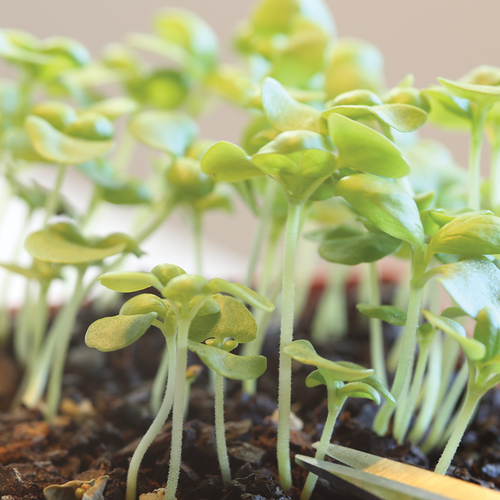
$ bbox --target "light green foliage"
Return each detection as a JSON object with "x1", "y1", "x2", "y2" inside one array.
[
  {"x1": 25, "y1": 222, "x2": 142, "y2": 264},
  {"x1": 334, "y1": 173, "x2": 425, "y2": 250},
  {"x1": 64, "y1": 112, "x2": 113, "y2": 141},
  {"x1": 87, "y1": 96, "x2": 139, "y2": 120},
  {"x1": 327, "y1": 114, "x2": 410, "y2": 177},
  {"x1": 252, "y1": 130, "x2": 337, "y2": 202},
  {"x1": 128, "y1": 111, "x2": 198, "y2": 156},
  {"x1": 261, "y1": 78, "x2": 326, "y2": 135},
  {"x1": 85, "y1": 313, "x2": 158, "y2": 352},
  {"x1": 422, "y1": 310, "x2": 486, "y2": 361},
  {"x1": 308, "y1": 223, "x2": 402, "y2": 265},
  {"x1": 356, "y1": 304, "x2": 407, "y2": 326},
  {"x1": 25, "y1": 115, "x2": 114, "y2": 164},
  {"x1": 428, "y1": 212, "x2": 500, "y2": 256},
  {"x1": 434, "y1": 258, "x2": 500, "y2": 318}
]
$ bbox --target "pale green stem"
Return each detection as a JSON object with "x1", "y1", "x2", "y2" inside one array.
[
  {"x1": 29, "y1": 280, "x2": 50, "y2": 366},
  {"x1": 113, "y1": 128, "x2": 136, "y2": 175},
  {"x1": 164, "y1": 316, "x2": 191, "y2": 500},
  {"x1": 311, "y1": 264, "x2": 349, "y2": 344},
  {"x1": 434, "y1": 389, "x2": 481, "y2": 475},
  {"x1": 373, "y1": 281, "x2": 423, "y2": 436},
  {"x1": 13, "y1": 280, "x2": 34, "y2": 366},
  {"x1": 408, "y1": 332, "x2": 442, "y2": 444},
  {"x1": 192, "y1": 210, "x2": 203, "y2": 276},
  {"x1": 126, "y1": 330, "x2": 176, "y2": 500},
  {"x1": 277, "y1": 201, "x2": 302, "y2": 491},
  {"x1": 490, "y1": 134, "x2": 500, "y2": 212},
  {"x1": 242, "y1": 218, "x2": 283, "y2": 394},
  {"x1": 368, "y1": 261, "x2": 387, "y2": 388},
  {"x1": 468, "y1": 108, "x2": 487, "y2": 211},
  {"x1": 357, "y1": 262, "x2": 370, "y2": 306},
  {"x1": 43, "y1": 164, "x2": 67, "y2": 226},
  {"x1": 294, "y1": 234, "x2": 318, "y2": 324},
  {"x1": 301, "y1": 389, "x2": 344, "y2": 500},
  {"x1": 214, "y1": 372, "x2": 231, "y2": 485},
  {"x1": 150, "y1": 343, "x2": 170, "y2": 414},
  {"x1": 45, "y1": 266, "x2": 86, "y2": 420},
  {"x1": 394, "y1": 335, "x2": 432, "y2": 443},
  {"x1": 244, "y1": 179, "x2": 277, "y2": 288},
  {"x1": 437, "y1": 335, "x2": 461, "y2": 405},
  {"x1": 386, "y1": 328, "x2": 404, "y2": 375},
  {"x1": 421, "y1": 361, "x2": 468, "y2": 454},
  {"x1": 0, "y1": 208, "x2": 34, "y2": 345}
]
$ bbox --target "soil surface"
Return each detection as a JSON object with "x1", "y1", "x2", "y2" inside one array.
[{"x1": 1, "y1": 282, "x2": 500, "y2": 499}]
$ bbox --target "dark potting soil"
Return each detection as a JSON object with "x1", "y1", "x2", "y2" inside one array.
[{"x1": 1, "y1": 282, "x2": 500, "y2": 499}]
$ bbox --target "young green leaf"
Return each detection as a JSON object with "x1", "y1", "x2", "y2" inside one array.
[
  {"x1": 438, "y1": 77, "x2": 500, "y2": 108},
  {"x1": 283, "y1": 340, "x2": 373, "y2": 382},
  {"x1": 335, "y1": 174, "x2": 425, "y2": 250},
  {"x1": 85, "y1": 312, "x2": 157, "y2": 352},
  {"x1": 356, "y1": 304, "x2": 407, "y2": 326},
  {"x1": 422, "y1": 310, "x2": 486, "y2": 361},
  {"x1": 208, "y1": 278, "x2": 275, "y2": 312},
  {"x1": 99, "y1": 271, "x2": 164, "y2": 293},
  {"x1": 151, "y1": 263, "x2": 187, "y2": 287},
  {"x1": 128, "y1": 110, "x2": 198, "y2": 156},
  {"x1": 473, "y1": 306, "x2": 500, "y2": 363},
  {"x1": 327, "y1": 114, "x2": 410, "y2": 178},
  {"x1": 25, "y1": 115, "x2": 113, "y2": 164},
  {"x1": 187, "y1": 340, "x2": 266, "y2": 380},
  {"x1": 423, "y1": 86, "x2": 471, "y2": 130},
  {"x1": 88, "y1": 96, "x2": 139, "y2": 120},
  {"x1": 197, "y1": 295, "x2": 257, "y2": 344},
  {"x1": 261, "y1": 77, "x2": 327, "y2": 135},
  {"x1": 162, "y1": 274, "x2": 212, "y2": 307},
  {"x1": 428, "y1": 212, "x2": 500, "y2": 256},
  {"x1": 25, "y1": 223, "x2": 132, "y2": 264},
  {"x1": 119, "y1": 294, "x2": 170, "y2": 321},
  {"x1": 201, "y1": 141, "x2": 264, "y2": 182},
  {"x1": 316, "y1": 224, "x2": 402, "y2": 265},
  {"x1": 324, "y1": 103, "x2": 427, "y2": 133},
  {"x1": 252, "y1": 130, "x2": 337, "y2": 202},
  {"x1": 435, "y1": 258, "x2": 500, "y2": 318},
  {"x1": 337, "y1": 382, "x2": 381, "y2": 403}
]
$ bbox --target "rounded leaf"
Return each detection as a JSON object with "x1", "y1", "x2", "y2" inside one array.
[
  {"x1": 64, "y1": 112, "x2": 114, "y2": 141},
  {"x1": 162, "y1": 274, "x2": 211, "y2": 305},
  {"x1": 25, "y1": 224, "x2": 129, "y2": 264},
  {"x1": 151, "y1": 263, "x2": 186, "y2": 287},
  {"x1": 208, "y1": 278, "x2": 275, "y2": 312},
  {"x1": 438, "y1": 77, "x2": 500, "y2": 108},
  {"x1": 261, "y1": 77, "x2": 327, "y2": 135},
  {"x1": 335, "y1": 174, "x2": 425, "y2": 250},
  {"x1": 422, "y1": 310, "x2": 486, "y2": 361},
  {"x1": 436, "y1": 258, "x2": 500, "y2": 319},
  {"x1": 317, "y1": 224, "x2": 402, "y2": 265},
  {"x1": 356, "y1": 304, "x2": 407, "y2": 326},
  {"x1": 128, "y1": 110, "x2": 198, "y2": 156},
  {"x1": 327, "y1": 114, "x2": 410, "y2": 178},
  {"x1": 120, "y1": 294, "x2": 170, "y2": 321},
  {"x1": 198, "y1": 295, "x2": 257, "y2": 344},
  {"x1": 201, "y1": 141, "x2": 264, "y2": 182},
  {"x1": 284, "y1": 339, "x2": 373, "y2": 381},
  {"x1": 25, "y1": 115, "x2": 113, "y2": 164},
  {"x1": 99, "y1": 271, "x2": 163, "y2": 293},
  {"x1": 429, "y1": 212, "x2": 500, "y2": 256},
  {"x1": 88, "y1": 96, "x2": 139, "y2": 120},
  {"x1": 188, "y1": 340, "x2": 266, "y2": 380},
  {"x1": 337, "y1": 381, "x2": 381, "y2": 404},
  {"x1": 474, "y1": 306, "x2": 500, "y2": 363},
  {"x1": 324, "y1": 103, "x2": 428, "y2": 133},
  {"x1": 85, "y1": 312, "x2": 157, "y2": 352},
  {"x1": 30, "y1": 101, "x2": 77, "y2": 131}
]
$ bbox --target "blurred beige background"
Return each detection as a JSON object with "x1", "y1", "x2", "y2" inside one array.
[{"x1": 1, "y1": 0, "x2": 499, "y2": 298}]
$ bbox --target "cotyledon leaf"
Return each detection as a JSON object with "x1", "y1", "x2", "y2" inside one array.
[
  {"x1": 85, "y1": 313, "x2": 157, "y2": 352},
  {"x1": 188, "y1": 340, "x2": 266, "y2": 380},
  {"x1": 25, "y1": 115, "x2": 113, "y2": 164},
  {"x1": 327, "y1": 114, "x2": 410, "y2": 179}
]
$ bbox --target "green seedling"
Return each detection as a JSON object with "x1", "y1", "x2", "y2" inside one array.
[
  {"x1": 424, "y1": 67, "x2": 500, "y2": 211},
  {"x1": 284, "y1": 339, "x2": 394, "y2": 500},
  {"x1": 202, "y1": 77, "x2": 412, "y2": 487},
  {"x1": 21, "y1": 222, "x2": 143, "y2": 419},
  {"x1": 90, "y1": 264, "x2": 274, "y2": 500},
  {"x1": 188, "y1": 294, "x2": 267, "y2": 485}
]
